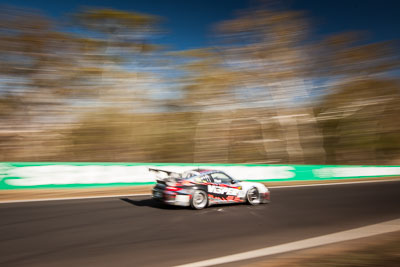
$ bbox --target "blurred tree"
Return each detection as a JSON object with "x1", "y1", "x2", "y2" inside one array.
[
  {"x1": 0, "y1": 8, "x2": 79, "y2": 122},
  {"x1": 66, "y1": 108, "x2": 197, "y2": 162},
  {"x1": 1, "y1": 4, "x2": 399, "y2": 164},
  {"x1": 188, "y1": 4, "x2": 400, "y2": 164},
  {"x1": 314, "y1": 32, "x2": 400, "y2": 164},
  {"x1": 317, "y1": 79, "x2": 400, "y2": 164},
  {"x1": 193, "y1": 6, "x2": 325, "y2": 164},
  {"x1": 72, "y1": 8, "x2": 163, "y2": 107},
  {"x1": 0, "y1": 7, "x2": 164, "y2": 161},
  {"x1": 0, "y1": 7, "x2": 162, "y2": 121},
  {"x1": 73, "y1": 8, "x2": 160, "y2": 50},
  {"x1": 171, "y1": 48, "x2": 237, "y2": 109}
]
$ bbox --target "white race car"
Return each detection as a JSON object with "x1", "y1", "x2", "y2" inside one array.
[{"x1": 151, "y1": 168, "x2": 270, "y2": 209}]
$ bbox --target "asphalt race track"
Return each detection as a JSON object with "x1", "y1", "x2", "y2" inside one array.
[{"x1": 1, "y1": 181, "x2": 399, "y2": 267}]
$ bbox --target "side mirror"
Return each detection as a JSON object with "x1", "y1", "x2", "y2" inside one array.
[{"x1": 231, "y1": 180, "x2": 238, "y2": 184}]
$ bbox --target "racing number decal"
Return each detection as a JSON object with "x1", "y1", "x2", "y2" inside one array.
[{"x1": 207, "y1": 185, "x2": 239, "y2": 196}]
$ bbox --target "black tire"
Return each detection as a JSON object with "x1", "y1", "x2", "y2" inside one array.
[
  {"x1": 190, "y1": 190, "x2": 208, "y2": 210},
  {"x1": 246, "y1": 187, "x2": 261, "y2": 205}
]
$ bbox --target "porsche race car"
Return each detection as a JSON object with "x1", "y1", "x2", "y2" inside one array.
[{"x1": 151, "y1": 168, "x2": 270, "y2": 209}]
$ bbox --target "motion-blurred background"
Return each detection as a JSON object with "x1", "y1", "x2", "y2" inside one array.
[{"x1": 0, "y1": 0, "x2": 399, "y2": 165}]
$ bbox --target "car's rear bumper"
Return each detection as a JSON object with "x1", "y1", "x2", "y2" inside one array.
[{"x1": 152, "y1": 189, "x2": 191, "y2": 207}]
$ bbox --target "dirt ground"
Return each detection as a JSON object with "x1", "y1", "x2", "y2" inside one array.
[{"x1": 242, "y1": 231, "x2": 400, "y2": 267}]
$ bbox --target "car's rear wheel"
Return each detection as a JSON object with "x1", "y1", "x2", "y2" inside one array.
[
  {"x1": 190, "y1": 190, "x2": 208, "y2": 210},
  {"x1": 246, "y1": 187, "x2": 261, "y2": 205}
]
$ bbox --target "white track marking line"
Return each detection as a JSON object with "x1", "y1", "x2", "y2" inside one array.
[
  {"x1": 174, "y1": 218, "x2": 400, "y2": 267},
  {"x1": 0, "y1": 178, "x2": 399, "y2": 204}
]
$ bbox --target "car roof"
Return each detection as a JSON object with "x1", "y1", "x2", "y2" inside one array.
[{"x1": 190, "y1": 169, "x2": 220, "y2": 175}]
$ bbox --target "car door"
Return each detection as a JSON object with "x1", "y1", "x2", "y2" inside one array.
[{"x1": 209, "y1": 172, "x2": 240, "y2": 202}]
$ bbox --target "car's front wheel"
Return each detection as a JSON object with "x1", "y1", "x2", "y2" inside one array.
[
  {"x1": 246, "y1": 187, "x2": 261, "y2": 205},
  {"x1": 190, "y1": 190, "x2": 208, "y2": 210}
]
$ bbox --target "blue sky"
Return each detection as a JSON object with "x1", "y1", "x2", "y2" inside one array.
[{"x1": 1, "y1": 0, "x2": 399, "y2": 50}]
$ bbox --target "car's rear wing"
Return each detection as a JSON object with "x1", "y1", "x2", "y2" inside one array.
[
  {"x1": 148, "y1": 168, "x2": 181, "y2": 182},
  {"x1": 148, "y1": 168, "x2": 176, "y2": 175}
]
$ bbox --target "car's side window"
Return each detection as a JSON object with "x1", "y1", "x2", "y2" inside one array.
[
  {"x1": 194, "y1": 174, "x2": 212, "y2": 183},
  {"x1": 210, "y1": 172, "x2": 232, "y2": 185}
]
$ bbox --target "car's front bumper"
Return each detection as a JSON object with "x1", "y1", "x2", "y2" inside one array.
[{"x1": 260, "y1": 191, "x2": 271, "y2": 203}]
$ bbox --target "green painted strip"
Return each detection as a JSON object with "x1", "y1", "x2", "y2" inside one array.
[{"x1": 1, "y1": 162, "x2": 399, "y2": 190}]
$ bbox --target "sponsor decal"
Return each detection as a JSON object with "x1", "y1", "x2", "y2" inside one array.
[
  {"x1": 1, "y1": 165, "x2": 156, "y2": 186},
  {"x1": 313, "y1": 167, "x2": 400, "y2": 178},
  {"x1": 208, "y1": 185, "x2": 239, "y2": 196},
  {"x1": 0, "y1": 163, "x2": 13, "y2": 183},
  {"x1": 1, "y1": 163, "x2": 400, "y2": 190}
]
